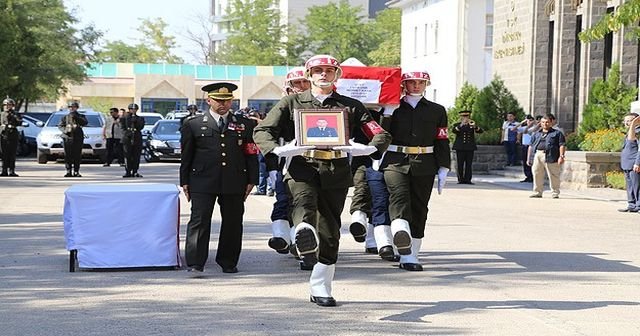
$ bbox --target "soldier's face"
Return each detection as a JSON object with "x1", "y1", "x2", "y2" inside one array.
[
  {"x1": 291, "y1": 79, "x2": 310, "y2": 93},
  {"x1": 208, "y1": 98, "x2": 232, "y2": 115},
  {"x1": 3, "y1": 103, "x2": 13, "y2": 112},
  {"x1": 310, "y1": 66, "x2": 337, "y2": 88},
  {"x1": 69, "y1": 106, "x2": 78, "y2": 112},
  {"x1": 404, "y1": 80, "x2": 427, "y2": 95}
]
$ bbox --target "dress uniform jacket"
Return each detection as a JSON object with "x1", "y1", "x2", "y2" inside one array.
[
  {"x1": 0, "y1": 110, "x2": 21, "y2": 140},
  {"x1": 452, "y1": 122, "x2": 483, "y2": 151},
  {"x1": 253, "y1": 90, "x2": 391, "y2": 189},
  {"x1": 180, "y1": 113, "x2": 259, "y2": 194},
  {"x1": 380, "y1": 97, "x2": 451, "y2": 174},
  {"x1": 621, "y1": 136, "x2": 640, "y2": 171},
  {"x1": 120, "y1": 114, "x2": 145, "y2": 146},
  {"x1": 58, "y1": 112, "x2": 88, "y2": 140}
]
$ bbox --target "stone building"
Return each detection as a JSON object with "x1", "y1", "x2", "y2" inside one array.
[{"x1": 493, "y1": 0, "x2": 638, "y2": 132}]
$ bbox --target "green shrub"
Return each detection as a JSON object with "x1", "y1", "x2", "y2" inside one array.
[
  {"x1": 578, "y1": 129, "x2": 624, "y2": 152},
  {"x1": 580, "y1": 63, "x2": 638, "y2": 134},
  {"x1": 473, "y1": 75, "x2": 525, "y2": 131},
  {"x1": 447, "y1": 82, "x2": 480, "y2": 142},
  {"x1": 475, "y1": 128, "x2": 502, "y2": 145},
  {"x1": 606, "y1": 170, "x2": 626, "y2": 190},
  {"x1": 564, "y1": 132, "x2": 584, "y2": 151}
]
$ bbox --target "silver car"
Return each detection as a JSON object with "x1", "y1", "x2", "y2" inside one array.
[{"x1": 36, "y1": 110, "x2": 106, "y2": 164}]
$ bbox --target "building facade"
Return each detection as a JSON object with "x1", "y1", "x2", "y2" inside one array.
[
  {"x1": 389, "y1": 0, "x2": 494, "y2": 108},
  {"x1": 493, "y1": 0, "x2": 639, "y2": 132},
  {"x1": 59, "y1": 63, "x2": 291, "y2": 115}
]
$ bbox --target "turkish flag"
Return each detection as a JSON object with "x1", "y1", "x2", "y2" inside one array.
[{"x1": 337, "y1": 66, "x2": 402, "y2": 105}]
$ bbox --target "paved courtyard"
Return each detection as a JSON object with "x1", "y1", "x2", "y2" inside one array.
[{"x1": 0, "y1": 160, "x2": 638, "y2": 335}]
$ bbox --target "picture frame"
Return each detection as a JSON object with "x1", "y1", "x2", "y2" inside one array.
[{"x1": 293, "y1": 108, "x2": 350, "y2": 149}]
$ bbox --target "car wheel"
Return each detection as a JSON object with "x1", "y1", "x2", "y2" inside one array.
[
  {"x1": 37, "y1": 150, "x2": 48, "y2": 164},
  {"x1": 143, "y1": 148, "x2": 159, "y2": 163}
]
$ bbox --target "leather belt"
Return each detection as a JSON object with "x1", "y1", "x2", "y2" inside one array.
[
  {"x1": 303, "y1": 150, "x2": 347, "y2": 160},
  {"x1": 387, "y1": 144, "x2": 434, "y2": 154}
]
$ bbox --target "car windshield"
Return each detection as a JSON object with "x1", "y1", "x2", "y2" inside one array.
[
  {"x1": 46, "y1": 113, "x2": 103, "y2": 127},
  {"x1": 145, "y1": 116, "x2": 162, "y2": 126},
  {"x1": 154, "y1": 122, "x2": 181, "y2": 135}
]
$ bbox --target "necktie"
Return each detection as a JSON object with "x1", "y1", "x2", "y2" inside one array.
[{"x1": 218, "y1": 117, "x2": 225, "y2": 130}]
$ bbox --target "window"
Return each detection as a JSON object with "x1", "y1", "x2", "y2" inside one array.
[
  {"x1": 485, "y1": 14, "x2": 494, "y2": 47},
  {"x1": 433, "y1": 21, "x2": 439, "y2": 53},
  {"x1": 413, "y1": 26, "x2": 418, "y2": 57},
  {"x1": 424, "y1": 23, "x2": 429, "y2": 55}
]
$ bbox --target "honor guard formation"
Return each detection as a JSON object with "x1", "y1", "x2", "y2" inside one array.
[{"x1": 7, "y1": 53, "x2": 634, "y2": 309}]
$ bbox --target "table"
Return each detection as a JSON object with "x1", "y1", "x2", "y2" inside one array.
[{"x1": 63, "y1": 183, "x2": 181, "y2": 271}]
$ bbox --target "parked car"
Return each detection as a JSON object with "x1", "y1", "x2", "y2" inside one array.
[
  {"x1": 36, "y1": 109, "x2": 106, "y2": 164},
  {"x1": 164, "y1": 110, "x2": 190, "y2": 120},
  {"x1": 143, "y1": 119, "x2": 182, "y2": 162},
  {"x1": 17, "y1": 115, "x2": 45, "y2": 156},
  {"x1": 24, "y1": 112, "x2": 53, "y2": 123},
  {"x1": 137, "y1": 112, "x2": 164, "y2": 134}
]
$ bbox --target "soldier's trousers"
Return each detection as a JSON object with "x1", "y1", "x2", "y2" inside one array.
[
  {"x1": 349, "y1": 164, "x2": 371, "y2": 216},
  {"x1": 63, "y1": 138, "x2": 83, "y2": 172},
  {"x1": 287, "y1": 179, "x2": 348, "y2": 265},
  {"x1": 455, "y1": 150, "x2": 474, "y2": 183},
  {"x1": 270, "y1": 170, "x2": 290, "y2": 223},
  {"x1": 384, "y1": 170, "x2": 435, "y2": 239},
  {"x1": 365, "y1": 167, "x2": 390, "y2": 227},
  {"x1": 186, "y1": 192, "x2": 244, "y2": 269},
  {"x1": 123, "y1": 143, "x2": 142, "y2": 173},
  {"x1": 0, "y1": 135, "x2": 18, "y2": 171}
]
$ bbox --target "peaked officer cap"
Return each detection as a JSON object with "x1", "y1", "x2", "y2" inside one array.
[
  {"x1": 458, "y1": 110, "x2": 471, "y2": 117},
  {"x1": 202, "y1": 82, "x2": 237, "y2": 101}
]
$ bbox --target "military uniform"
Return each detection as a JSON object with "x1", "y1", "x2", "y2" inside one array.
[
  {"x1": 253, "y1": 89, "x2": 391, "y2": 266},
  {"x1": 120, "y1": 113, "x2": 145, "y2": 177},
  {"x1": 181, "y1": 83, "x2": 259, "y2": 273},
  {"x1": 381, "y1": 95, "x2": 450, "y2": 270},
  {"x1": 452, "y1": 117, "x2": 483, "y2": 184},
  {"x1": 0, "y1": 109, "x2": 22, "y2": 176},
  {"x1": 58, "y1": 111, "x2": 88, "y2": 177}
]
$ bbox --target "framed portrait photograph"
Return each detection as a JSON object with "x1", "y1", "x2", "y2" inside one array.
[{"x1": 294, "y1": 108, "x2": 350, "y2": 149}]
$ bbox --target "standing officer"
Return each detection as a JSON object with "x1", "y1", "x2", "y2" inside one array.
[
  {"x1": 58, "y1": 102, "x2": 88, "y2": 177},
  {"x1": 618, "y1": 113, "x2": 640, "y2": 212},
  {"x1": 254, "y1": 55, "x2": 391, "y2": 306},
  {"x1": 180, "y1": 82, "x2": 259, "y2": 275},
  {"x1": 452, "y1": 110, "x2": 483, "y2": 184},
  {"x1": 120, "y1": 103, "x2": 145, "y2": 178},
  {"x1": 0, "y1": 97, "x2": 21, "y2": 177},
  {"x1": 380, "y1": 70, "x2": 451, "y2": 272}
]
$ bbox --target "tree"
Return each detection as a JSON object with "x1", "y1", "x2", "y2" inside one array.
[
  {"x1": 96, "y1": 17, "x2": 183, "y2": 64},
  {"x1": 579, "y1": 63, "x2": 638, "y2": 134},
  {"x1": 447, "y1": 82, "x2": 480, "y2": 129},
  {"x1": 367, "y1": 8, "x2": 401, "y2": 66},
  {"x1": 215, "y1": 0, "x2": 287, "y2": 65},
  {"x1": 304, "y1": 0, "x2": 373, "y2": 63},
  {"x1": 580, "y1": 0, "x2": 640, "y2": 42},
  {"x1": 182, "y1": 13, "x2": 216, "y2": 64},
  {"x1": 472, "y1": 76, "x2": 525, "y2": 131},
  {"x1": 0, "y1": 0, "x2": 101, "y2": 111}
]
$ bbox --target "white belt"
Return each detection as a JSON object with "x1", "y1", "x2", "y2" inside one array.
[{"x1": 387, "y1": 144, "x2": 434, "y2": 154}]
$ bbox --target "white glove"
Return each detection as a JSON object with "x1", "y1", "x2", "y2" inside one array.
[
  {"x1": 437, "y1": 167, "x2": 449, "y2": 195},
  {"x1": 268, "y1": 170, "x2": 278, "y2": 185},
  {"x1": 272, "y1": 139, "x2": 315, "y2": 158},
  {"x1": 382, "y1": 104, "x2": 399, "y2": 116},
  {"x1": 333, "y1": 139, "x2": 377, "y2": 157}
]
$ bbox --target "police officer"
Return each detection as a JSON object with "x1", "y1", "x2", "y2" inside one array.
[
  {"x1": 452, "y1": 110, "x2": 483, "y2": 184},
  {"x1": 181, "y1": 82, "x2": 259, "y2": 275},
  {"x1": 380, "y1": 70, "x2": 451, "y2": 271},
  {"x1": 120, "y1": 103, "x2": 145, "y2": 178},
  {"x1": 0, "y1": 97, "x2": 21, "y2": 177},
  {"x1": 254, "y1": 55, "x2": 391, "y2": 306},
  {"x1": 58, "y1": 102, "x2": 88, "y2": 177}
]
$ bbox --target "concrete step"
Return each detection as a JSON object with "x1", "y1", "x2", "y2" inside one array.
[{"x1": 488, "y1": 165, "x2": 527, "y2": 179}]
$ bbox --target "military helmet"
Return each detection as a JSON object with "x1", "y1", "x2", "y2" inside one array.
[
  {"x1": 128, "y1": 103, "x2": 139, "y2": 110},
  {"x1": 187, "y1": 104, "x2": 198, "y2": 111},
  {"x1": 67, "y1": 101, "x2": 80, "y2": 108},
  {"x1": 3, "y1": 97, "x2": 15, "y2": 106},
  {"x1": 401, "y1": 71, "x2": 431, "y2": 85},
  {"x1": 304, "y1": 54, "x2": 342, "y2": 80},
  {"x1": 286, "y1": 66, "x2": 306, "y2": 82}
]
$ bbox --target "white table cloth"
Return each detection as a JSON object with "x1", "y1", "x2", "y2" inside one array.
[{"x1": 63, "y1": 183, "x2": 181, "y2": 268}]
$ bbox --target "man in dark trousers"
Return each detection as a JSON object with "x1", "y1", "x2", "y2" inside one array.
[
  {"x1": 58, "y1": 102, "x2": 88, "y2": 177},
  {"x1": 0, "y1": 97, "x2": 22, "y2": 177},
  {"x1": 103, "y1": 107, "x2": 123, "y2": 167},
  {"x1": 254, "y1": 54, "x2": 391, "y2": 306},
  {"x1": 380, "y1": 70, "x2": 451, "y2": 272},
  {"x1": 120, "y1": 103, "x2": 145, "y2": 178},
  {"x1": 618, "y1": 113, "x2": 640, "y2": 213},
  {"x1": 180, "y1": 82, "x2": 259, "y2": 275},
  {"x1": 452, "y1": 110, "x2": 483, "y2": 184}
]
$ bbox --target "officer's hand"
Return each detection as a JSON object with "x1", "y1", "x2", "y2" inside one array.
[
  {"x1": 333, "y1": 139, "x2": 377, "y2": 156},
  {"x1": 437, "y1": 167, "x2": 449, "y2": 195},
  {"x1": 244, "y1": 184, "x2": 254, "y2": 201},
  {"x1": 182, "y1": 185, "x2": 191, "y2": 202},
  {"x1": 272, "y1": 139, "x2": 315, "y2": 158}
]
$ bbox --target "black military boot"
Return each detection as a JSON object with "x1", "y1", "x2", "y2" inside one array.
[
  {"x1": 0, "y1": 169, "x2": 8, "y2": 177},
  {"x1": 73, "y1": 171, "x2": 82, "y2": 177},
  {"x1": 8, "y1": 169, "x2": 18, "y2": 177},
  {"x1": 64, "y1": 170, "x2": 73, "y2": 177},
  {"x1": 123, "y1": 171, "x2": 132, "y2": 178}
]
